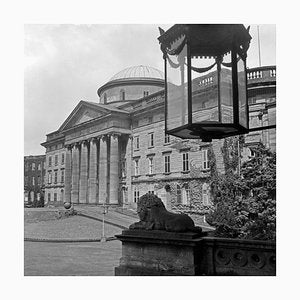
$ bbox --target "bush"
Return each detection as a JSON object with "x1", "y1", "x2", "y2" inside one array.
[{"x1": 207, "y1": 142, "x2": 276, "y2": 241}]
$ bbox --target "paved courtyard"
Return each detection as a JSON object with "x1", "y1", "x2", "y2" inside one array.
[
  {"x1": 24, "y1": 208, "x2": 138, "y2": 275},
  {"x1": 24, "y1": 240, "x2": 121, "y2": 276}
]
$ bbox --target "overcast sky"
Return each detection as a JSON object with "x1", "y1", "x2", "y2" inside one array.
[{"x1": 24, "y1": 24, "x2": 276, "y2": 156}]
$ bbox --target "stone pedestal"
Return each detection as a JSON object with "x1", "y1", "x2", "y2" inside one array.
[
  {"x1": 115, "y1": 230, "x2": 276, "y2": 276},
  {"x1": 115, "y1": 230, "x2": 203, "y2": 276}
]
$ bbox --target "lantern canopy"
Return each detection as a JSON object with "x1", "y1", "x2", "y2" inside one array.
[{"x1": 158, "y1": 24, "x2": 252, "y2": 142}]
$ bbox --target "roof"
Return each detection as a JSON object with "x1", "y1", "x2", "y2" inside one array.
[{"x1": 109, "y1": 65, "x2": 164, "y2": 82}]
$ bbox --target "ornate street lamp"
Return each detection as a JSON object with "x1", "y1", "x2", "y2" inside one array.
[{"x1": 158, "y1": 24, "x2": 252, "y2": 142}]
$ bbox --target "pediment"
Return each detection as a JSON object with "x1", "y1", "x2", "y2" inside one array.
[{"x1": 59, "y1": 101, "x2": 110, "y2": 131}]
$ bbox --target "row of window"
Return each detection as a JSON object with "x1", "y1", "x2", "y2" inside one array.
[
  {"x1": 133, "y1": 149, "x2": 209, "y2": 176},
  {"x1": 25, "y1": 162, "x2": 44, "y2": 171},
  {"x1": 25, "y1": 176, "x2": 43, "y2": 186},
  {"x1": 103, "y1": 90, "x2": 150, "y2": 103},
  {"x1": 132, "y1": 183, "x2": 210, "y2": 205},
  {"x1": 47, "y1": 190, "x2": 64, "y2": 202},
  {"x1": 134, "y1": 133, "x2": 170, "y2": 150},
  {"x1": 48, "y1": 153, "x2": 65, "y2": 167},
  {"x1": 47, "y1": 169, "x2": 64, "y2": 184}
]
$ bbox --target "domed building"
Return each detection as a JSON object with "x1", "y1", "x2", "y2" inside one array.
[
  {"x1": 97, "y1": 65, "x2": 165, "y2": 106},
  {"x1": 41, "y1": 64, "x2": 276, "y2": 213}
]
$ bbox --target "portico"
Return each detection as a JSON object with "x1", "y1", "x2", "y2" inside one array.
[{"x1": 52, "y1": 100, "x2": 131, "y2": 205}]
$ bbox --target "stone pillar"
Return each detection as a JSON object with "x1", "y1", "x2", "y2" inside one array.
[
  {"x1": 109, "y1": 134, "x2": 119, "y2": 204},
  {"x1": 88, "y1": 138, "x2": 98, "y2": 204},
  {"x1": 71, "y1": 143, "x2": 80, "y2": 204},
  {"x1": 98, "y1": 135, "x2": 108, "y2": 204},
  {"x1": 64, "y1": 146, "x2": 72, "y2": 203},
  {"x1": 79, "y1": 141, "x2": 88, "y2": 204},
  {"x1": 126, "y1": 135, "x2": 133, "y2": 205}
]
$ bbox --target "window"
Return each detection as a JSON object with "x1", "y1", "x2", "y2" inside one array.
[
  {"x1": 48, "y1": 193, "x2": 51, "y2": 202},
  {"x1": 249, "y1": 148, "x2": 255, "y2": 158},
  {"x1": 38, "y1": 176, "x2": 41, "y2": 185},
  {"x1": 176, "y1": 184, "x2": 182, "y2": 204},
  {"x1": 25, "y1": 176, "x2": 28, "y2": 185},
  {"x1": 61, "y1": 169, "x2": 64, "y2": 183},
  {"x1": 121, "y1": 160, "x2": 126, "y2": 178},
  {"x1": 134, "y1": 187, "x2": 139, "y2": 203},
  {"x1": 182, "y1": 184, "x2": 190, "y2": 205},
  {"x1": 32, "y1": 163, "x2": 35, "y2": 171},
  {"x1": 61, "y1": 153, "x2": 65, "y2": 165},
  {"x1": 144, "y1": 91, "x2": 149, "y2": 97},
  {"x1": 202, "y1": 183, "x2": 210, "y2": 205},
  {"x1": 164, "y1": 134, "x2": 170, "y2": 144},
  {"x1": 55, "y1": 155, "x2": 58, "y2": 166},
  {"x1": 32, "y1": 177, "x2": 35, "y2": 186},
  {"x1": 120, "y1": 89, "x2": 125, "y2": 101},
  {"x1": 54, "y1": 193, "x2": 57, "y2": 202},
  {"x1": 148, "y1": 157, "x2": 154, "y2": 175},
  {"x1": 148, "y1": 132, "x2": 154, "y2": 148},
  {"x1": 134, "y1": 159, "x2": 140, "y2": 176},
  {"x1": 48, "y1": 156, "x2": 52, "y2": 167},
  {"x1": 164, "y1": 155, "x2": 170, "y2": 173},
  {"x1": 202, "y1": 149, "x2": 210, "y2": 170},
  {"x1": 54, "y1": 170, "x2": 58, "y2": 184},
  {"x1": 25, "y1": 163, "x2": 28, "y2": 171},
  {"x1": 134, "y1": 136, "x2": 140, "y2": 150},
  {"x1": 48, "y1": 171, "x2": 52, "y2": 184},
  {"x1": 38, "y1": 163, "x2": 41, "y2": 170},
  {"x1": 148, "y1": 116, "x2": 153, "y2": 124},
  {"x1": 182, "y1": 152, "x2": 189, "y2": 172}
]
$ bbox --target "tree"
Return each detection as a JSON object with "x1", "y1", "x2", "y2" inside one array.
[{"x1": 206, "y1": 141, "x2": 276, "y2": 240}]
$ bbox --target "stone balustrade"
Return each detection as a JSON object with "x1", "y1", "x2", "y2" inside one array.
[
  {"x1": 115, "y1": 230, "x2": 276, "y2": 276},
  {"x1": 247, "y1": 66, "x2": 276, "y2": 82}
]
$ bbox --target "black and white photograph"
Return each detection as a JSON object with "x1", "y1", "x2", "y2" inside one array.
[
  {"x1": 24, "y1": 23, "x2": 276, "y2": 276},
  {"x1": 2, "y1": 0, "x2": 300, "y2": 299}
]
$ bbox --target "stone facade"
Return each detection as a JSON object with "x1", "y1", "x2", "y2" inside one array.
[
  {"x1": 24, "y1": 155, "x2": 46, "y2": 204},
  {"x1": 41, "y1": 65, "x2": 276, "y2": 209}
]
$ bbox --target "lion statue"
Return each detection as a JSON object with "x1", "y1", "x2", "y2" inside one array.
[{"x1": 129, "y1": 193, "x2": 202, "y2": 233}]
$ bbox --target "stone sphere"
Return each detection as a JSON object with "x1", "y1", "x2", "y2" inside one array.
[{"x1": 64, "y1": 202, "x2": 72, "y2": 209}]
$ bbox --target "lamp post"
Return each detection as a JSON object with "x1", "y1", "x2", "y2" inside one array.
[
  {"x1": 101, "y1": 196, "x2": 109, "y2": 242},
  {"x1": 158, "y1": 24, "x2": 252, "y2": 142}
]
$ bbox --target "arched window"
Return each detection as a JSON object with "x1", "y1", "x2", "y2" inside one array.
[
  {"x1": 120, "y1": 89, "x2": 125, "y2": 101},
  {"x1": 103, "y1": 93, "x2": 107, "y2": 104},
  {"x1": 176, "y1": 184, "x2": 182, "y2": 204},
  {"x1": 202, "y1": 183, "x2": 210, "y2": 206}
]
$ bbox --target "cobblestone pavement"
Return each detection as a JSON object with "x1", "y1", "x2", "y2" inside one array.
[{"x1": 24, "y1": 240, "x2": 121, "y2": 276}]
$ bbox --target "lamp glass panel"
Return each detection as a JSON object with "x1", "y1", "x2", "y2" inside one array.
[
  {"x1": 220, "y1": 52, "x2": 233, "y2": 123},
  {"x1": 191, "y1": 56, "x2": 219, "y2": 123},
  {"x1": 166, "y1": 40, "x2": 188, "y2": 131},
  {"x1": 237, "y1": 56, "x2": 247, "y2": 128}
]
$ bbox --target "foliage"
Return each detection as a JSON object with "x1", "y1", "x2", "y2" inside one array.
[{"x1": 206, "y1": 141, "x2": 276, "y2": 240}]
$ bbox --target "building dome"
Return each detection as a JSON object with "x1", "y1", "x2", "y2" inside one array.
[
  {"x1": 97, "y1": 65, "x2": 165, "y2": 106},
  {"x1": 109, "y1": 65, "x2": 164, "y2": 82}
]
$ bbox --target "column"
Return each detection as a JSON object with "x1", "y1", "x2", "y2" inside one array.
[
  {"x1": 126, "y1": 135, "x2": 133, "y2": 205},
  {"x1": 88, "y1": 138, "x2": 98, "y2": 204},
  {"x1": 98, "y1": 135, "x2": 108, "y2": 204},
  {"x1": 71, "y1": 143, "x2": 80, "y2": 203},
  {"x1": 109, "y1": 134, "x2": 119, "y2": 204},
  {"x1": 79, "y1": 141, "x2": 88, "y2": 203},
  {"x1": 64, "y1": 145, "x2": 72, "y2": 203}
]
